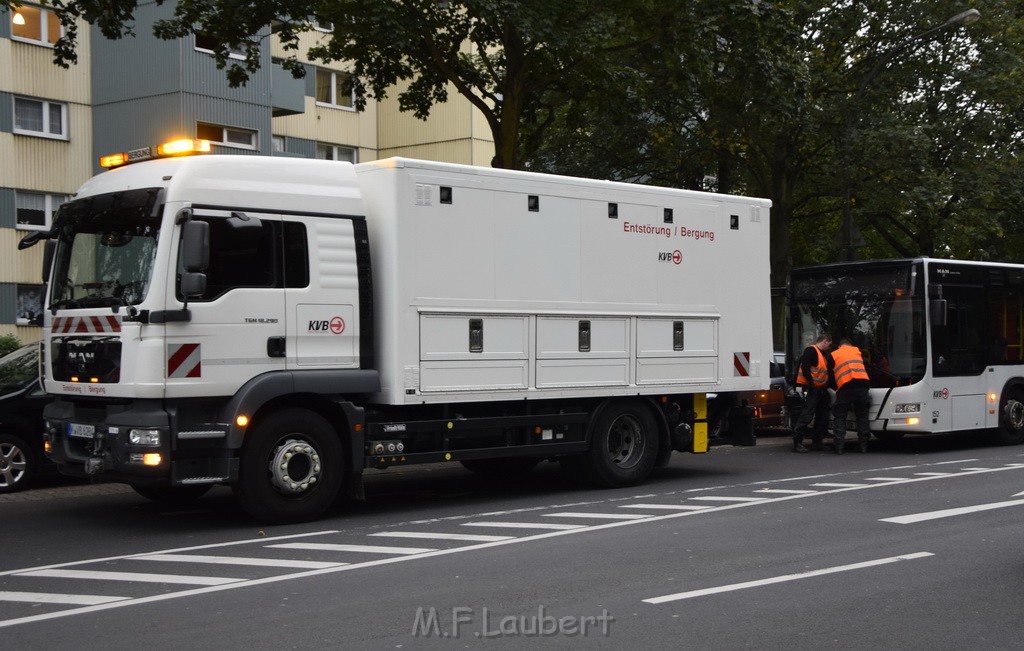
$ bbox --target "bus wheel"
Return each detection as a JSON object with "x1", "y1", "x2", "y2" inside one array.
[
  {"x1": 585, "y1": 400, "x2": 659, "y2": 488},
  {"x1": 234, "y1": 409, "x2": 344, "y2": 523},
  {"x1": 995, "y1": 389, "x2": 1024, "y2": 446}
]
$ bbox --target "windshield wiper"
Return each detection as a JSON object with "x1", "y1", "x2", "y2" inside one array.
[{"x1": 49, "y1": 299, "x2": 80, "y2": 313}]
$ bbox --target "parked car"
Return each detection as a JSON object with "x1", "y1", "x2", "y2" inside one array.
[
  {"x1": 709, "y1": 353, "x2": 797, "y2": 441},
  {"x1": 0, "y1": 344, "x2": 52, "y2": 493}
]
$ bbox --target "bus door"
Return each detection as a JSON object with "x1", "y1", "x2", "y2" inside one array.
[{"x1": 930, "y1": 280, "x2": 987, "y2": 431}]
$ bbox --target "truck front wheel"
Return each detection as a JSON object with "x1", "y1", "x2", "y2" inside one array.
[
  {"x1": 584, "y1": 400, "x2": 660, "y2": 488},
  {"x1": 234, "y1": 409, "x2": 344, "y2": 523}
]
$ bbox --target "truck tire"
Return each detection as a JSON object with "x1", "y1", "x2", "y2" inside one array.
[
  {"x1": 0, "y1": 433, "x2": 35, "y2": 494},
  {"x1": 992, "y1": 388, "x2": 1024, "y2": 446},
  {"x1": 584, "y1": 400, "x2": 660, "y2": 488},
  {"x1": 131, "y1": 484, "x2": 212, "y2": 506},
  {"x1": 233, "y1": 409, "x2": 344, "y2": 523}
]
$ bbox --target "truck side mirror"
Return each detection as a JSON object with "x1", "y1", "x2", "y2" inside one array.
[
  {"x1": 929, "y1": 299, "x2": 947, "y2": 327},
  {"x1": 41, "y1": 240, "x2": 56, "y2": 283},
  {"x1": 180, "y1": 272, "x2": 207, "y2": 298},
  {"x1": 181, "y1": 220, "x2": 209, "y2": 272},
  {"x1": 180, "y1": 220, "x2": 209, "y2": 299}
]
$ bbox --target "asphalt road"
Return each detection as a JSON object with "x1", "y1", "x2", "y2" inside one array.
[{"x1": 2, "y1": 431, "x2": 1023, "y2": 650}]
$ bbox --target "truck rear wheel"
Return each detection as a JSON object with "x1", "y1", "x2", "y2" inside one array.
[
  {"x1": 234, "y1": 409, "x2": 344, "y2": 523},
  {"x1": 584, "y1": 400, "x2": 660, "y2": 488}
]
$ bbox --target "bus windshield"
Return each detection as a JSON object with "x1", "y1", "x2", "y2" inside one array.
[
  {"x1": 788, "y1": 261, "x2": 926, "y2": 387},
  {"x1": 49, "y1": 188, "x2": 163, "y2": 310}
]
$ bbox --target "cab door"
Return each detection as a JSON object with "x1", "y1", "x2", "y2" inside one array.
[{"x1": 164, "y1": 210, "x2": 286, "y2": 398}]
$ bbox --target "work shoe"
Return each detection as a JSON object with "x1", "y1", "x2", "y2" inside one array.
[
  {"x1": 858, "y1": 440, "x2": 869, "y2": 453},
  {"x1": 835, "y1": 441, "x2": 845, "y2": 455},
  {"x1": 792, "y1": 443, "x2": 809, "y2": 453}
]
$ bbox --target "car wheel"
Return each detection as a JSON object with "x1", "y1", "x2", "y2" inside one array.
[{"x1": 0, "y1": 433, "x2": 37, "y2": 494}]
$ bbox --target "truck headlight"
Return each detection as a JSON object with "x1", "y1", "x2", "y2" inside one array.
[
  {"x1": 129, "y1": 429, "x2": 162, "y2": 446},
  {"x1": 893, "y1": 403, "x2": 921, "y2": 414}
]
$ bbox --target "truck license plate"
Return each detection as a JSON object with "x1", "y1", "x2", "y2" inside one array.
[{"x1": 67, "y1": 422, "x2": 96, "y2": 439}]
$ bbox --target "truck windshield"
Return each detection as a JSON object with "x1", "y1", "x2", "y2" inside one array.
[
  {"x1": 788, "y1": 261, "x2": 926, "y2": 387},
  {"x1": 49, "y1": 188, "x2": 163, "y2": 309}
]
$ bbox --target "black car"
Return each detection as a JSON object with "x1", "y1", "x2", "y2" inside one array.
[{"x1": 0, "y1": 344, "x2": 51, "y2": 493}]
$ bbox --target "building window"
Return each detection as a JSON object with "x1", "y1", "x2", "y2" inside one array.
[
  {"x1": 272, "y1": 135, "x2": 286, "y2": 152},
  {"x1": 315, "y1": 69, "x2": 355, "y2": 109},
  {"x1": 16, "y1": 285, "x2": 44, "y2": 325},
  {"x1": 194, "y1": 33, "x2": 245, "y2": 59},
  {"x1": 197, "y1": 122, "x2": 257, "y2": 149},
  {"x1": 310, "y1": 17, "x2": 333, "y2": 32},
  {"x1": 10, "y1": 5, "x2": 62, "y2": 47},
  {"x1": 16, "y1": 191, "x2": 65, "y2": 230},
  {"x1": 13, "y1": 97, "x2": 68, "y2": 139},
  {"x1": 315, "y1": 143, "x2": 357, "y2": 163}
]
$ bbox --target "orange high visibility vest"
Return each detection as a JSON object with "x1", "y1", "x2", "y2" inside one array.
[
  {"x1": 797, "y1": 345, "x2": 828, "y2": 388},
  {"x1": 832, "y1": 344, "x2": 869, "y2": 390}
]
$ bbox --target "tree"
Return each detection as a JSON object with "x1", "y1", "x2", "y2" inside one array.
[
  {"x1": 530, "y1": 0, "x2": 1024, "y2": 281},
  {"x1": 14, "y1": 0, "x2": 653, "y2": 170}
]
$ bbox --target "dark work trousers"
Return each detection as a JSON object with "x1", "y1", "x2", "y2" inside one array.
[
  {"x1": 832, "y1": 383, "x2": 871, "y2": 445},
  {"x1": 793, "y1": 387, "x2": 830, "y2": 444}
]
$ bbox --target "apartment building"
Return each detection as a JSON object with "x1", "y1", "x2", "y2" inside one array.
[{"x1": 1, "y1": 3, "x2": 493, "y2": 342}]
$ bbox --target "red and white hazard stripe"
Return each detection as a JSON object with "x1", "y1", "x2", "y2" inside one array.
[
  {"x1": 733, "y1": 352, "x2": 751, "y2": 377},
  {"x1": 167, "y1": 343, "x2": 202, "y2": 378},
  {"x1": 52, "y1": 316, "x2": 122, "y2": 334}
]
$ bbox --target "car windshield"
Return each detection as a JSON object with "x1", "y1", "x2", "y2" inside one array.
[
  {"x1": 0, "y1": 345, "x2": 39, "y2": 393},
  {"x1": 49, "y1": 188, "x2": 163, "y2": 309}
]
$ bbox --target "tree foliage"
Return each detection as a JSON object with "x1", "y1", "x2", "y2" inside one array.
[
  {"x1": 531, "y1": 0, "x2": 1024, "y2": 281},
  {"x1": 18, "y1": 0, "x2": 651, "y2": 170},
  {"x1": 6, "y1": 0, "x2": 1023, "y2": 277}
]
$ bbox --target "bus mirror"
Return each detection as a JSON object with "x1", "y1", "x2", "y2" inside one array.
[
  {"x1": 930, "y1": 299, "x2": 948, "y2": 327},
  {"x1": 41, "y1": 240, "x2": 56, "y2": 283},
  {"x1": 181, "y1": 220, "x2": 209, "y2": 272}
]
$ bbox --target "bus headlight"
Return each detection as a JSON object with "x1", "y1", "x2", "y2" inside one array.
[
  {"x1": 129, "y1": 429, "x2": 162, "y2": 446},
  {"x1": 894, "y1": 403, "x2": 921, "y2": 414}
]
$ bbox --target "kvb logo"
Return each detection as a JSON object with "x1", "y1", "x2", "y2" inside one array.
[
  {"x1": 657, "y1": 250, "x2": 683, "y2": 265},
  {"x1": 309, "y1": 317, "x2": 346, "y2": 334}
]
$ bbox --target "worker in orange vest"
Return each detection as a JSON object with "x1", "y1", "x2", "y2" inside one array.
[
  {"x1": 831, "y1": 338, "x2": 872, "y2": 454},
  {"x1": 793, "y1": 333, "x2": 833, "y2": 452}
]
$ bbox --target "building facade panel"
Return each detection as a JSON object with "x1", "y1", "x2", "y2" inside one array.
[
  {"x1": 0, "y1": 229, "x2": 45, "y2": 284},
  {"x1": 0, "y1": 187, "x2": 13, "y2": 228},
  {"x1": 10, "y1": 33, "x2": 92, "y2": 103},
  {"x1": 0, "y1": 284, "x2": 15, "y2": 324},
  {"x1": 11, "y1": 103, "x2": 92, "y2": 191},
  {"x1": 90, "y1": 26, "x2": 183, "y2": 104}
]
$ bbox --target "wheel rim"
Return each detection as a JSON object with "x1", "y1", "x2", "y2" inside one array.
[
  {"x1": 606, "y1": 413, "x2": 644, "y2": 469},
  {"x1": 0, "y1": 442, "x2": 28, "y2": 489},
  {"x1": 1004, "y1": 398, "x2": 1024, "y2": 432},
  {"x1": 267, "y1": 437, "x2": 322, "y2": 496}
]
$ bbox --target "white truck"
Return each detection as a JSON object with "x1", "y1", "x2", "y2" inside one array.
[{"x1": 20, "y1": 147, "x2": 773, "y2": 522}]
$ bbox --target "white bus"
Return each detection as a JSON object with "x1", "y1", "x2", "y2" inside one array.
[{"x1": 785, "y1": 258, "x2": 1024, "y2": 445}]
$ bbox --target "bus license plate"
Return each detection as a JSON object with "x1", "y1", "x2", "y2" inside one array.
[{"x1": 67, "y1": 423, "x2": 96, "y2": 439}]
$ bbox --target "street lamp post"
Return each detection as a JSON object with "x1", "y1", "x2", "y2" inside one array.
[{"x1": 840, "y1": 8, "x2": 980, "y2": 261}]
